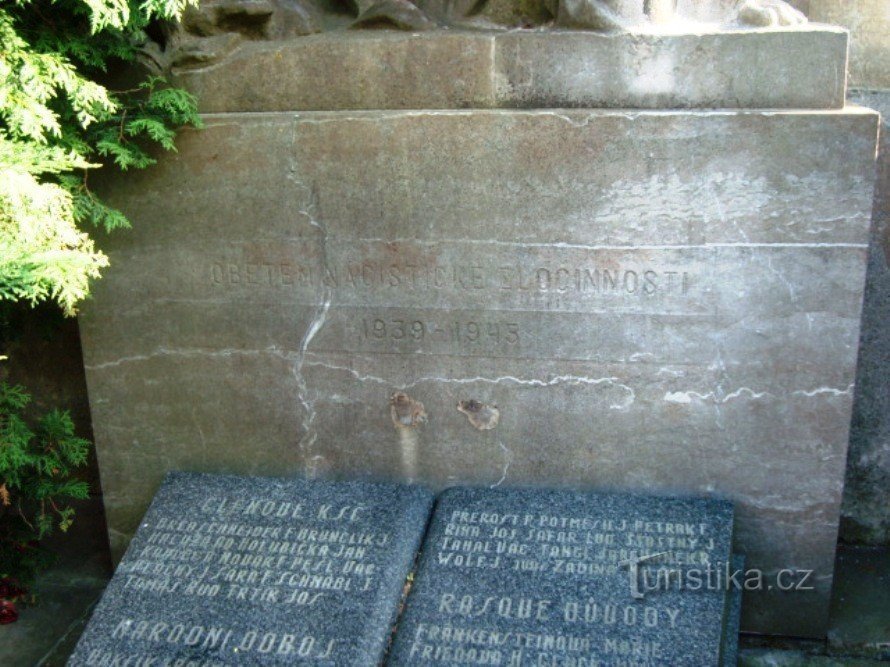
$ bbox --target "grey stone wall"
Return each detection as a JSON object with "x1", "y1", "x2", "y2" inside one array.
[
  {"x1": 81, "y1": 103, "x2": 879, "y2": 637},
  {"x1": 806, "y1": 0, "x2": 890, "y2": 546},
  {"x1": 842, "y1": 90, "x2": 890, "y2": 545},
  {"x1": 810, "y1": 0, "x2": 889, "y2": 90}
]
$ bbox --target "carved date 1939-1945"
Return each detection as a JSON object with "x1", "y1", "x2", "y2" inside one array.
[{"x1": 361, "y1": 318, "x2": 520, "y2": 346}]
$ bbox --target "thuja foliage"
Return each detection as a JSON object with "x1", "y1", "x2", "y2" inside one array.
[
  {"x1": 1, "y1": 0, "x2": 202, "y2": 612},
  {"x1": 0, "y1": 381, "x2": 91, "y2": 591},
  {"x1": 1, "y1": 0, "x2": 202, "y2": 316}
]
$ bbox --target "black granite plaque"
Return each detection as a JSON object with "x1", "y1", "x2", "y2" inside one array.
[
  {"x1": 388, "y1": 486, "x2": 734, "y2": 666},
  {"x1": 68, "y1": 472, "x2": 433, "y2": 666}
]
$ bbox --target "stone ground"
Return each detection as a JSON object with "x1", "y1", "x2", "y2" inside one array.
[
  {"x1": 0, "y1": 532, "x2": 886, "y2": 665},
  {"x1": 0, "y1": 494, "x2": 111, "y2": 667},
  {"x1": 739, "y1": 546, "x2": 890, "y2": 666}
]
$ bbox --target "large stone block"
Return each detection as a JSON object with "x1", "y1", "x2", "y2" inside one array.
[
  {"x1": 80, "y1": 107, "x2": 878, "y2": 637},
  {"x1": 172, "y1": 29, "x2": 849, "y2": 112},
  {"x1": 841, "y1": 91, "x2": 890, "y2": 546},
  {"x1": 809, "y1": 0, "x2": 890, "y2": 90}
]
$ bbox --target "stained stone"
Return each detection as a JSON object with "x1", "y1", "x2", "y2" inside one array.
[
  {"x1": 171, "y1": 29, "x2": 849, "y2": 112},
  {"x1": 809, "y1": 0, "x2": 890, "y2": 89},
  {"x1": 840, "y1": 90, "x2": 890, "y2": 547},
  {"x1": 388, "y1": 486, "x2": 735, "y2": 666},
  {"x1": 826, "y1": 546, "x2": 890, "y2": 661},
  {"x1": 79, "y1": 106, "x2": 878, "y2": 637},
  {"x1": 722, "y1": 554, "x2": 744, "y2": 667},
  {"x1": 67, "y1": 472, "x2": 433, "y2": 666}
]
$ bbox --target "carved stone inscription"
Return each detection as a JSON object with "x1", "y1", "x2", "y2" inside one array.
[
  {"x1": 79, "y1": 110, "x2": 879, "y2": 638},
  {"x1": 204, "y1": 241, "x2": 699, "y2": 313},
  {"x1": 69, "y1": 472, "x2": 433, "y2": 666},
  {"x1": 389, "y1": 487, "x2": 735, "y2": 666},
  {"x1": 197, "y1": 240, "x2": 709, "y2": 363}
]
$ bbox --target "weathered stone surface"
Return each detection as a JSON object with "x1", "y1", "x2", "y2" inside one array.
[
  {"x1": 809, "y1": 0, "x2": 890, "y2": 90},
  {"x1": 172, "y1": 29, "x2": 849, "y2": 111},
  {"x1": 388, "y1": 486, "x2": 735, "y2": 665},
  {"x1": 352, "y1": 0, "x2": 438, "y2": 30},
  {"x1": 67, "y1": 472, "x2": 433, "y2": 666},
  {"x1": 79, "y1": 107, "x2": 878, "y2": 637},
  {"x1": 739, "y1": 648, "x2": 887, "y2": 666},
  {"x1": 164, "y1": 0, "x2": 818, "y2": 49},
  {"x1": 826, "y1": 545, "x2": 890, "y2": 661},
  {"x1": 841, "y1": 91, "x2": 890, "y2": 547},
  {"x1": 550, "y1": 0, "x2": 807, "y2": 29},
  {"x1": 723, "y1": 554, "x2": 744, "y2": 667}
]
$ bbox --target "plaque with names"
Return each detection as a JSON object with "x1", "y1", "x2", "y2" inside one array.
[
  {"x1": 69, "y1": 472, "x2": 433, "y2": 666},
  {"x1": 388, "y1": 486, "x2": 735, "y2": 666}
]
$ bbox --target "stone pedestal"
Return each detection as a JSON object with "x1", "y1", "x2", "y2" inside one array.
[
  {"x1": 809, "y1": 0, "x2": 890, "y2": 89},
  {"x1": 80, "y1": 28, "x2": 878, "y2": 637},
  {"x1": 173, "y1": 29, "x2": 849, "y2": 111}
]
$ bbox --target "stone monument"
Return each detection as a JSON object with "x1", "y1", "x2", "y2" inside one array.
[{"x1": 79, "y1": 0, "x2": 879, "y2": 637}]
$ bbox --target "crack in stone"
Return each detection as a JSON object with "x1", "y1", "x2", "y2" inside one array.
[
  {"x1": 289, "y1": 181, "x2": 333, "y2": 464},
  {"x1": 190, "y1": 408, "x2": 208, "y2": 458},
  {"x1": 663, "y1": 387, "x2": 771, "y2": 404},
  {"x1": 766, "y1": 254, "x2": 797, "y2": 299},
  {"x1": 302, "y1": 358, "x2": 635, "y2": 409},
  {"x1": 792, "y1": 384, "x2": 855, "y2": 397},
  {"x1": 86, "y1": 346, "x2": 295, "y2": 371},
  {"x1": 285, "y1": 122, "x2": 336, "y2": 467},
  {"x1": 491, "y1": 442, "x2": 513, "y2": 489},
  {"x1": 665, "y1": 384, "x2": 854, "y2": 404}
]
